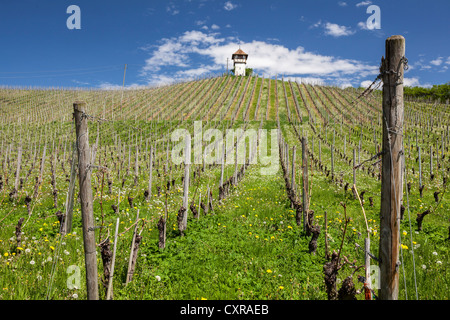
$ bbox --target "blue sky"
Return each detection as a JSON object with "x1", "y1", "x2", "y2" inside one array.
[{"x1": 0, "y1": 0, "x2": 448, "y2": 89}]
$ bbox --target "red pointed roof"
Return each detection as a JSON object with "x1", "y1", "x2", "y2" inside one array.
[{"x1": 233, "y1": 48, "x2": 248, "y2": 56}]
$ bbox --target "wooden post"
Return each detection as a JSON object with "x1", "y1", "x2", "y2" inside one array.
[
  {"x1": 379, "y1": 35, "x2": 405, "y2": 300},
  {"x1": 430, "y1": 145, "x2": 433, "y2": 178},
  {"x1": 319, "y1": 139, "x2": 321, "y2": 163},
  {"x1": 146, "y1": 146, "x2": 153, "y2": 201},
  {"x1": 353, "y1": 149, "x2": 357, "y2": 187},
  {"x1": 64, "y1": 142, "x2": 77, "y2": 234},
  {"x1": 418, "y1": 146, "x2": 422, "y2": 194},
  {"x1": 182, "y1": 134, "x2": 191, "y2": 231},
  {"x1": 301, "y1": 137, "x2": 309, "y2": 232},
  {"x1": 126, "y1": 210, "x2": 140, "y2": 284},
  {"x1": 11, "y1": 145, "x2": 22, "y2": 200},
  {"x1": 220, "y1": 146, "x2": 225, "y2": 187},
  {"x1": 73, "y1": 101, "x2": 99, "y2": 300},
  {"x1": 291, "y1": 146, "x2": 296, "y2": 192},
  {"x1": 106, "y1": 218, "x2": 119, "y2": 300}
]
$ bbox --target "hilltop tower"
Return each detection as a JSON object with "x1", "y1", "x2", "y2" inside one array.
[{"x1": 232, "y1": 48, "x2": 248, "y2": 76}]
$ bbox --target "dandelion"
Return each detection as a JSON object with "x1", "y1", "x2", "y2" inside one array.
[
  {"x1": 436, "y1": 261, "x2": 442, "y2": 265},
  {"x1": 432, "y1": 251, "x2": 438, "y2": 256},
  {"x1": 266, "y1": 269, "x2": 272, "y2": 273},
  {"x1": 279, "y1": 286, "x2": 284, "y2": 290},
  {"x1": 30, "y1": 260, "x2": 35, "y2": 265},
  {"x1": 155, "y1": 275, "x2": 161, "y2": 281},
  {"x1": 3, "y1": 253, "x2": 8, "y2": 257},
  {"x1": 25, "y1": 248, "x2": 31, "y2": 254},
  {"x1": 287, "y1": 226, "x2": 293, "y2": 229},
  {"x1": 401, "y1": 244, "x2": 408, "y2": 250},
  {"x1": 50, "y1": 246, "x2": 55, "y2": 251},
  {"x1": 72, "y1": 293, "x2": 78, "y2": 299},
  {"x1": 64, "y1": 250, "x2": 70, "y2": 255},
  {"x1": 422, "y1": 265, "x2": 427, "y2": 270},
  {"x1": 402, "y1": 231, "x2": 407, "y2": 236}
]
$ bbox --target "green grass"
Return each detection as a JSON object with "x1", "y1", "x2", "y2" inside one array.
[{"x1": 0, "y1": 79, "x2": 449, "y2": 301}]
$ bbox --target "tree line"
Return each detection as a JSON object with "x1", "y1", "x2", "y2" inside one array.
[{"x1": 404, "y1": 82, "x2": 450, "y2": 103}]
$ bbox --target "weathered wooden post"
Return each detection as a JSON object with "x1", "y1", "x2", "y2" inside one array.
[
  {"x1": 64, "y1": 142, "x2": 77, "y2": 234},
  {"x1": 126, "y1": 210, "x2": 140, "y2": 284},
  {"x1": 291, "y1": 146, "x2": 296, "y2": 192},
  {"x1": 181, "y1": 134, "x2": 191, "y2": 232},
  {"x1": 106, "y1": 217, "x2": 120, "y2": 300},
  {"x1": 73, "y1": 101, "x2": 99, "y2": 300},
  {"x1": 301, "y1": 136, "x2": 309, "y2": 232},
  {"x1": 379, "y1": 35, "x2": 405, "y2": 300},
  {"x1": 418, "y1": 146, "x2": 422, "y2": 196},
  {"x1": 11, "y1": 145, "x2": 22, "y2": 200},
  {"x1": 146, "y1": 145, "x2": 153, "y2": 201}
]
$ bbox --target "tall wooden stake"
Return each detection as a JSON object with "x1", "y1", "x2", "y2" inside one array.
[
  {"x1": 64, "y1": 142, "x2": 77, "y2": 234},
  {"x1": 106, "y1": 218, "x2": 120, "y2": 300},
  {"x1": 301, "y1": 136, "x2": 309, "y2": 232},
  {"x1": 73, "y1": 101, "x2": 99, "y2": 300},
  {"x1": 182, "y1": 134, "x2": 191, "y2": 231},
  {"x1": 379, "y1": 35, "x2": 405, "y2": 300}
]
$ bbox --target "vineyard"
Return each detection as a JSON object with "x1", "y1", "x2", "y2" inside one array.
[{"x1": 0, "y1": 72, "x2": 449, "y2": 300}]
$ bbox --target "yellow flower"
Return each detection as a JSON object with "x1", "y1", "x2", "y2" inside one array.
[
  {"x1": 266, "y1": 269, "x2": 272, "y2": 273},
  {"x1": 3, "y1": 252, "x2": 8, "y2": 257},
  {"x1": 279, "y1": 286, "x2": 284, "y2": 290},
  {"x1": 287, "y1": 225, "x2": 293, "y2": 229},
  {"x1": 201, "y1": 297, "x2": 207, "y2": 300},
  {"x1": 401, "y1": 244, "x2": 408, "y2": 250},
  {"x1": 50, "y1": 246, "x2": 55, "y2": 251},
  {"x1": 403, "y1": 231, "x2": 407, "y2": 236}
]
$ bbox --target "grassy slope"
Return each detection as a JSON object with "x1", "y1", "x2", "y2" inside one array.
[{"x1": 0, "y1": 77, "x2": 449, "y2": 300}]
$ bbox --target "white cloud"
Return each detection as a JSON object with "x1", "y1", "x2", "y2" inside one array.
[
  {"x1": 98, "y1": 82, "x2": 148, "y2": 90},
  {"x1": 406, "y1": 78, "x2": 420, "y2": 87},
  {"x1": 357, "y1": 21, "x2": 369, "y2": 30},
  {"x1": 195, "y1": 20, "x2": 207, "y2": 26},
  {"x1": 430, "y1": 57, "x2": 443, "y2": 66},
  {"x1": 211, "y1": 24, "x2": 220, "y2": 30},
  {"x1": 224, "y1": 1, "x2": 237, "y2": 11},
  {"x1": 356, "y1": 1, "x2": 372, "y2": 7},
  {"x1": 338, "y1": 1, "x2": 348, "y2": 6},
  {"x1": 310, "y1": 20, "x2": 322, "y2": 29},
  {"x1": 360, "y1": 77, "x2": 432, "y2": 89},
  {"x1": 166, "y1": 3, "x2": 180, "y2": 15},
  {"x1": 140, "y1": 30, "x2": 378, "y2": 86},
  {"x1": 289, "y1": 77, "x2": 325, "y2": 86},
  {"x1": 446, "y1": 57, "x2": 450, "y2": 65},
  {"x1": 324, "y1": 22, "x2": 355, "y2": 37}
]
